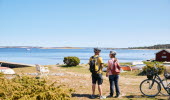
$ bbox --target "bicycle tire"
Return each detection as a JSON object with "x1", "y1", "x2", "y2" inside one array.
[
  {"x1": 140, "y1": 79, "x2": 161, "y2": 97},
  {"x1": 159, "y1": 79, "x2": 169, "y2": 96}
]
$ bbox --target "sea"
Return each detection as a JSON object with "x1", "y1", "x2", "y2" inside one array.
[{"x1": 0, "y1": 48, "x2": 159, "y2": 65}]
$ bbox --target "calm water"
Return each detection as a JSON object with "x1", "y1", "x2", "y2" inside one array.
[{"x1": 0, "y1": 48, "x2": 159, "y2": 65}]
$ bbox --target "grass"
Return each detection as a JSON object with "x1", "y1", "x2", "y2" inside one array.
[
  {"x1": 120, "y1": 62, "x2": 132, "y2": 65},
  {"x1": 120, "y1": 70, "x2": 142, "y2": 76},
  {"x1": 58, "y1": 65, "x2": 90, "y2": 74}
]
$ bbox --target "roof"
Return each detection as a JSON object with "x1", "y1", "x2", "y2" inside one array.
[{"x1": 155, "y1": 49, "x2": 170, "y2": 54}]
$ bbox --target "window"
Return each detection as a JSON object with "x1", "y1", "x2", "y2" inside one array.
[
  {"x1": 163, "y1": 52, "x2": 166, "y2": 54},
  {"x1": 162, "y1": 56, "x2": 167, "y2": 58}
]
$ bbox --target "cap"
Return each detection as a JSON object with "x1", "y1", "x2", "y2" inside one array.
[
  {"x1": 94, "y1": 48, "x2": 101, "y2": 52},
  {"x1": 110, "y1": 51, "x2": 116, "y2": 55}
]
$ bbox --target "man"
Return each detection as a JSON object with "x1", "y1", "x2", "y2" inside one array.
[{"x1": 89, "y1": 48, "x2": 106, "y2": 99}]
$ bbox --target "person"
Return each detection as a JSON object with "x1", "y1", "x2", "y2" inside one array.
[
  {"x1": 106, "y1": 51, "x2": 121, "y2": 98},
  {"x1": 89, "y1": 48, "x2": 106, "y2": 99}
]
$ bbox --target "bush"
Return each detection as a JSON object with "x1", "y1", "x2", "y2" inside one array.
[
  {"x1": 63, "y1": 56, "x2": 80, "y2": 66},
  {"x1": 142, "y1": 63, "x2": 165, "y2": 75},
  {"x1": 0, "y1": 76, "x2": 73, "y2": 100}
]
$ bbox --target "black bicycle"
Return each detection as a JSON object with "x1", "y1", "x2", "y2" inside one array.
[{"x1": 140, "y1": 66, "x2": 170, "y2": 97}]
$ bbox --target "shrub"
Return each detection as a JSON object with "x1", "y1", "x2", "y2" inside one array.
[
  {"x1": 0, "y1": 75, "x2": 73, "y2": 100},
  {"x1": 142, "y1": 63, "x2": 165, "y2": 75},
  {"x1": 63, "y1": 56, "x2": 80, "y2": 66}
]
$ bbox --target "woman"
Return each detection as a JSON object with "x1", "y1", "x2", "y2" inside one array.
[{"x1": 106, "y1": 51, "x2": 121, "y2": 98}]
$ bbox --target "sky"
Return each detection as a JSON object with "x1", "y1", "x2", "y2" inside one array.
[{"x1": 0, "y1": 0, "x2": 169, "y2": 48}]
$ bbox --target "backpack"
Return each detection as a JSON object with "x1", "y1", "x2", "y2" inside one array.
[
  {"x1": 89, "y1": 56, "x2": 100, "y2": 74},
  {"x1": 110, "y1": 59, "x2": 120, "y2": 74}
]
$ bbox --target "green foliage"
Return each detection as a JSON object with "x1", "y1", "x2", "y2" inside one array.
[
  {"x1": 63, "y1": 56, "x2": 80, "y2": 66},
  {"x1": 0, "y1": 75, "x2": 73, "y2": 100},
  {"x1": 142, "y1": 63, "x2": 165, "y2": 75}
]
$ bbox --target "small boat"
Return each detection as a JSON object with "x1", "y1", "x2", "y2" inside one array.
[
  {"x1": 27, "y1": 48, "x2": 30, "y2": 51},
  {"x1": 0, "y1": 67, "x2": 15, "y2": 74}
]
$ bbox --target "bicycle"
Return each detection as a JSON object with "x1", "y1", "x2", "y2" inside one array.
[{"x1": 140, "y1": 65, "x2": 170, "y2": 97}]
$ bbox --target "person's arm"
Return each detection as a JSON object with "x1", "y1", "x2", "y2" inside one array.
[{"x1": 99, "y1": 57, "x2": 104, "y2": 68}]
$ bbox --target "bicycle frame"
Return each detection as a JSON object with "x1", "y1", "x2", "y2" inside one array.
[{"x1": 151, "y1": 73, "x2": 170, "y2": 95}]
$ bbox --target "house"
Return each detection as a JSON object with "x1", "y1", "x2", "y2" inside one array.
[{"x1": 155, "y1": 49, "x2": 170, "y2": 62}]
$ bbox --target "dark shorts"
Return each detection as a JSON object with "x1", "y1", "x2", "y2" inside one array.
[{"x1": 92, "y1": 73, "x2": 103, "y2": 85}]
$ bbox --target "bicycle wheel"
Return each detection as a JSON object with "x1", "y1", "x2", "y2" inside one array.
[
  {"x1": 159, "y1": 79, "x2": 169, "y2": 96},
  {"x1": 140, "y1": 79, "x2": 161, "y2": 97}
]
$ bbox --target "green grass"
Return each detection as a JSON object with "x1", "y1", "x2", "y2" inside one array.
[
  {"x1": 120, "y1": 70, "x2": 142, "y2": 76},
  {"x1": 120, "y1": 62, "x2": 132, "y2": 65},
  {"x1": 143, "y1": 61, "x2": 163, "y2": 65},
  {"x1": 103, "y1": 62, "x2": 132, "y2": 67},
  {"x1": 59, "y1": 65, "x2": 90, "y2": 74}
]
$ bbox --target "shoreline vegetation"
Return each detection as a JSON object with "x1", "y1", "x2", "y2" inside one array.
[
  {"x1": 0, "y1": 44, "x2": 170, "y2": 50},
  {"x1": 128, "y1": 44, "x2": 170, "y2": 49}
]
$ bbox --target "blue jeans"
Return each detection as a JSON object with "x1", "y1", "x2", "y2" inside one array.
[{"x1": 109, "y1": 75, "x2": 120, "y2": 96}]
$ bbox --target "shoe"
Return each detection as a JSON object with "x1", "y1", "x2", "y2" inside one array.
[
  {"x1": 99, "y1": 96, "x2": 106, "y2": 99},
  {"x1": 114, "y1": 95, "x2": 120, "y2": 98},
  {"x1": 90, "y1": 95, "x2": 95, "y2": 99},
  {"x1": 107, "y1": 95, "x2": 113, "y2": 98}
]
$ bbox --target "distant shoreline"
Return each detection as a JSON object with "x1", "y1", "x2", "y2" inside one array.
[
  {"x1": 0, "y1": 46, "x2": 169, "y2": 50},
  {"x1": 39, "y1": 47, "x2": 83, "y2": 49},
  {"x1": 102, "y1": 48, "x2": 169, "y2": 50},
  {"x1": 0, "y1": 46, "x2": 83, "y2": 49},
  {"x1": 127, "y1": 49, "x2": 170, "y2": 50}
]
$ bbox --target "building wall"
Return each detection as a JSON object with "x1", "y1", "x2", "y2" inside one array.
[{"x1": 156, "y1": 50, "x2": 170, "y2": 62}]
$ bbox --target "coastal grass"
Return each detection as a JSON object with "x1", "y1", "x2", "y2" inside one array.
[
  {"x1": 13, "y1": 66, "x2": 37, "y2": 74},
  {"x1": 58, "y1": 65, "x2": 90, "y2": 74},
  {"x1": 120, "y1": 62, "x2": 132, "y2": 65},
  {"x1": 120, "y1": 70, "x2": 142, "y2": 76}
]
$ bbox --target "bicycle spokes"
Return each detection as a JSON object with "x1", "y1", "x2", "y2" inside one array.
[{"x1": 140, "y1": 79, "x2": 161, "y2": 97}]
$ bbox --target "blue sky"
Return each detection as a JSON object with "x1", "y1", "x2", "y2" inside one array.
[{"x1": 0, "y1": 0, "x2": 169, "y2": 48}]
